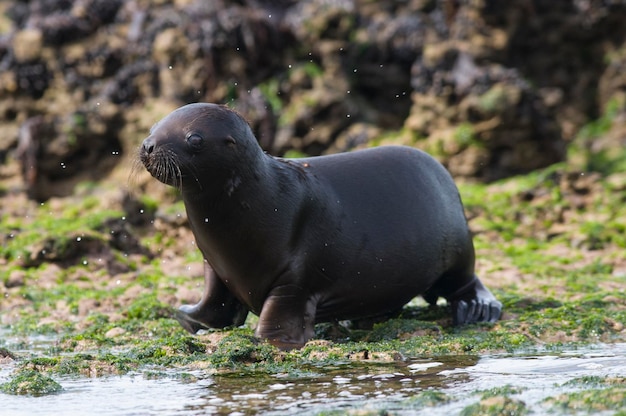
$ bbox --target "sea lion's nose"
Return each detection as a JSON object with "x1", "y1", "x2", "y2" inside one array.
[{"x1": 142, "y1": 137, "x2": 155, "y2": 154}]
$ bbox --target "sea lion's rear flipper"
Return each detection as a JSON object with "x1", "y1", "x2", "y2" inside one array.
[{"x1": 447, "y1": 275, "x2": 502, "y2": 325}]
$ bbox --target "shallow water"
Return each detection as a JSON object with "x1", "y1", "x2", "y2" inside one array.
[{"x1": 1, "y1": 342, "x2": 626, "y2": 415}]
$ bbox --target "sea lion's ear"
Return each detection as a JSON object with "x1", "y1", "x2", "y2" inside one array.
[{"x1": 225, "y1": 135, "x2": 236, "y2": 145}]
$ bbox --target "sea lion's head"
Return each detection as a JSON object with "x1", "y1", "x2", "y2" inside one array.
[{"x1": 140, "y1": 103, "x2": 258, "y2": 193}]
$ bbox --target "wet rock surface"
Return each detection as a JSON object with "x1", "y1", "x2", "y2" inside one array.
[{"x1": 0, "y1": 0, "x2": 625, "y2": 197}]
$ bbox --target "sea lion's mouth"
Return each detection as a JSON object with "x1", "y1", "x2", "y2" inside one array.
[{"x1": 140, "y1": 147, "x2": 183, "y2": 188}]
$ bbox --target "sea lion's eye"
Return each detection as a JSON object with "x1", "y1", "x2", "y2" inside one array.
[{"x1": 187, "y1": 133, "x2": 204, "y2": 148}]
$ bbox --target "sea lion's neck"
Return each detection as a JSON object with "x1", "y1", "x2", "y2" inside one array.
[
  {"x1": 181, "y1": 151, "x2": 306, "y2": 294},
  {"x1": 181, "y1": 148, "x2": 271, "y2": 200},
  {"x1": 181, "y1": 151, "x2": 293, "y2": 235}
]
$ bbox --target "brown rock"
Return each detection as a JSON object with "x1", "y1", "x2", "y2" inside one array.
[{"x1": 12, "y1": 29, "x2": 44, "y2": 63}]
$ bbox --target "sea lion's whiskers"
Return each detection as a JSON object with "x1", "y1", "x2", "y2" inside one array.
[
  {"x1": 163, "y1": 149, "x2": 183, "y2": 189},
  {"x1": 127, "y1": 147, "x2": 149, "y2": 191}
]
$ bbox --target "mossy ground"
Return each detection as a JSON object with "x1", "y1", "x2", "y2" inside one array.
[{"x1": 1, "y1": 140, "x2": 625, "y2": 412}]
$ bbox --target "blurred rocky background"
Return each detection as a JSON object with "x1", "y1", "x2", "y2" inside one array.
[{"x1": 1, "y1": 0, "x2": 625, "y2": 201}]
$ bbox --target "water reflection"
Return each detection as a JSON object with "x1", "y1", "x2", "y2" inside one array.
[
  {"x1": 191, "y1": 356, "x2": 477, "y2": 415},
  {"x1": 1, "y1": 344, "x2": 626, "y2": 415}
]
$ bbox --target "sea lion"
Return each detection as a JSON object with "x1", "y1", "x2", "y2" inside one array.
[{"x1": 140, "y1": 103, "x2": 502, "y2": 349}]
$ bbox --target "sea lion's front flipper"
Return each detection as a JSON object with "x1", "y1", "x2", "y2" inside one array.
[
  {"x1": 176, "y1": 261, "x2": 248, "y2": 333},
  {"x1": 255, "y1": 283, "x2": 317, "y2": 350}
]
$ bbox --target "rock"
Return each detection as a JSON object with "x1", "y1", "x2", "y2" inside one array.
[
  {"x1": 99, "y1": 217, "x2": 150, "y2": 256},
  {"x1": 15, "y1": 105, "x2": 123, "y2": 201},
  {"x1": 0, "y1": 347, "x2": 17, "y2": 362},
  {"x1": 12, "y1": 29, "x2": 43, "y2": 63},
  {"x1": 23, "y1": 233, "x2": 108, "y2": 267},
  {"x1": 78, "y1": 298, "x2": 100, "y2": 317},
  {"x1": 327, "y1": 122, "x2": 382, "y2": 153},
  {"x1": 408, "y1": 48, "x2": 565, "y2": 180},
  {"x1": 1, "y1": 0, "x2": 626, "y2": 198},
  {"x1": 105, "y1": 327, "x2": 126, "y2": 338},
  {"x1": 6, "y1": 270, "x2": 26, "y2": 288}
]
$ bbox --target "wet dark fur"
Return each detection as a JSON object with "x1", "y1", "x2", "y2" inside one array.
[{"x1": 138, "y1": 103, "x2": 502, "y2": 350}]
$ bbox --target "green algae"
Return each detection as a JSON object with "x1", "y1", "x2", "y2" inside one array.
[
  {"x1": 461, "y1": 396, "x2": 528, "y2": 416},
  {"x1": 1, "y1": 199, "x2": 123, "y2": 265},
  {"x1": 403, "y1": 390, "x2": 451, "y2": 408},
  {"x1": 564, "y1": 376, "x2": 626, "y2": 388},
  {"x1": 453, "y1": 122, "x2": 480, "y2": 148},
  {"x1": 460, "y1": 383, "x2": 531, "y2": 416},
  {"x1": 0, "y1": 369, "x2": 62, "y2": 396},
  {"x1": 544, "y1": 387, "x2": 626, "y2": 413},
  {"x1": 314, "y1": 411, "x2": 385, "y2": 416},
  {"x1": 208, "y1": 329, "x2": 278, "y2": 369},
  {"x1": 125, "y1": 293, "x2": 173, "y2": 321},
  {"x1": 479, "y1": 385, "x2": 526, "y2": 399}
]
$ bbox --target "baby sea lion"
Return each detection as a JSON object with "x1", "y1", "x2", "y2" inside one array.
[{"x1": 139, "y1": 103, "x2": 502, "y2": 349}]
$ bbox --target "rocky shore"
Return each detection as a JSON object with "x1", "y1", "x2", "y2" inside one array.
[{"x1": 1, "y1": 0, "x2": 625, "y2": 201}]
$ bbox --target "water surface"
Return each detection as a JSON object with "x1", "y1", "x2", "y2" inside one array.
[{"x1": 2, "y1": 342, "x2": 625, "y2": 415}]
